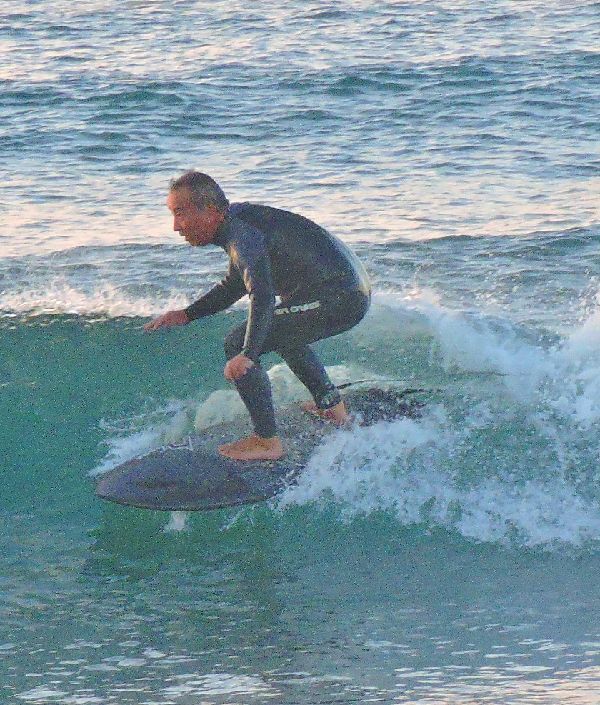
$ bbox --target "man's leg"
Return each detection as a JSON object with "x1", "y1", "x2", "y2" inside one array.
[
  {"x1": 218, "y1": 326, "x2": 283, "y2": 461},
  {"x1": 277, "y1": 344, "x2": 348, "y2": 423},
  {"x1": 269, "y1": 290, "x2": 370, "y2": 422},
  {"x1": 218, "y1": 290, "x2": 369, "y2": 459}
]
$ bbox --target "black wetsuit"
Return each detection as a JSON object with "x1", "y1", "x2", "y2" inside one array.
[{"x1": 184, "y1": 203, "x2": 371, "y2": 438}]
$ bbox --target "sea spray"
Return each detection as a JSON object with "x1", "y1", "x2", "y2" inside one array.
[
  {"x1": 91, "y1": 400, "x2": 192, "y2": 477},
  {"x1": 164, "y1": 511, "x2": 190, "y2": 533},
  {"x1": 274, "y1": 293, "x2": 600, "y2": 548}
]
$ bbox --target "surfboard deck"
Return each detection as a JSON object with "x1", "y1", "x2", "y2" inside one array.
[{"x1": 95, "y1": 387, "x2": 423, "y2": 511}]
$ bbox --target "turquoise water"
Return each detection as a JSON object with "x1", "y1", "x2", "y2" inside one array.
[{"x1": 2, "y1": 1, "x2": 600, "y2": 703}]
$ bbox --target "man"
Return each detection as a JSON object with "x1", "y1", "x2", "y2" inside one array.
[{"x1": 145, "y1": 171, "x2": 371, "y2": 461}]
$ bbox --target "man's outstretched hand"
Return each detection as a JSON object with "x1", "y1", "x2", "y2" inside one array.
[{"x1": 144, "y1": 309, "x2": 189, "y2": 331}]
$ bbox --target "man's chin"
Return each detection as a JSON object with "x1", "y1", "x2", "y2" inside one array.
[{"x1": 183, "y1": 233, "x2": 209, "y2": 246}]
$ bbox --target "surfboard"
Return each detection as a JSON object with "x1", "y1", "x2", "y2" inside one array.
[{"x1": 95, "y1": 387, "x2": 423, "y2": 511}]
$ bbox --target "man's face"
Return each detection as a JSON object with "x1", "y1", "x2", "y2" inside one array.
[{"x1": 166, "y1": 188, "x2": 222, "y2": 246}]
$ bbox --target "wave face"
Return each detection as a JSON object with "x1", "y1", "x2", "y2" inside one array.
[{"x1": 4, "y1": 231, "x2": 600, "y2": 550}]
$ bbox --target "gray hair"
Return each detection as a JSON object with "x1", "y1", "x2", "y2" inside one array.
[{"x1": 169, "y1": 171, "x2": 229, "y2": 212}]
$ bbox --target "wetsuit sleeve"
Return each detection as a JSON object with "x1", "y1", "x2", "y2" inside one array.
[
  {"x1": 239, "y1": 253, "x2": 276, "y2": 361},
  {"x1": 184, "y1": 264, "x2": 247, "y2": 321}
]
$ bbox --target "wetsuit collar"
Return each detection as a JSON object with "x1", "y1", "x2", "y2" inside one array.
[{"x1": 212, "y1": 210, "x2": 233, "y2": 249}]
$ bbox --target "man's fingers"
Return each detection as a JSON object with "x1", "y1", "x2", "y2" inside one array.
[
  {"x1": 144, "y1": 317, "x2": 162, "y2": 332},
  {"x1": 145, "y1": 310, "x2": 188, "y2": 332}
]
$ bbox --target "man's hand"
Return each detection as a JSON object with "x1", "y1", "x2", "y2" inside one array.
[
  {"x1": 224, "y1": 354, "x2": 254, "y2": 381},
  {"x1": 144, "y1": 309, "x2": 189, "y2": 332}
]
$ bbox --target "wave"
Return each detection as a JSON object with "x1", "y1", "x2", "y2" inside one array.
[
  {"x1": 2, "y1": 231, "x2": 599, "y2": 321},
  {"x1": 277, "y1": 413, "x2": 600, "y2": 549},
  {"x1": 285, "y1": 293, "x2": 600, "y2": 548},
  {"x1": 0, "y1": 280, "x2": 190, "y2": 319},
  {"x1": 87, "y1": 289, "x2": 600, "y2": 549},
  {"x1": 0, "y1": 243, "x2": 224, "y2": 319}
]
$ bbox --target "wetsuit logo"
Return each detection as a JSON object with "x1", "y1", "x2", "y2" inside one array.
[{"x1": 274, "y1": 300, "x2": 321, "y2": 316}]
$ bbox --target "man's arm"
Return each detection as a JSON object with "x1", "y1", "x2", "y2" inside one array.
[
  {"x1": 223, "y1": 244, "x2": 276, "y2": 381},
  {"x1": 144, "y1": 265, "x2": 246, "y2": 332},
  {"x1": 239, "y1": 253, "x2": 276, "y2": 361},
  {"x1": 185, "y1": 265, "x2": 247, "y2": 321}
]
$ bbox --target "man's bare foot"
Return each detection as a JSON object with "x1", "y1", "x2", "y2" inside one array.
[
  {"x1": 218, "y1": 434, "x2": 284, "y2": 461},
  {"x1": 300, "y1": 400, "x2": 350, "y2": 425}
]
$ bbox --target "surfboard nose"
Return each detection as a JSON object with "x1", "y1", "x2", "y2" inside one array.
[
  {"x1": 94, "y1": 447, "x2": 289, "y2": 511},
  {"x1": 96, "y1": 459, "x2": 236, "y2": 511}
]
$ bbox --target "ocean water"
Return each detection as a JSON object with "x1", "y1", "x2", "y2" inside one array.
[{"x1": 2, "y1": 1, "x2": 600, "y2": 703}]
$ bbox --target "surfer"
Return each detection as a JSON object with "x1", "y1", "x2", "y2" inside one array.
[{"x1": 145, "y1": 171, "x2": 371, "y2": 461}]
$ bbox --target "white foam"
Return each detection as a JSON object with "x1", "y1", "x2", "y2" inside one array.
[
  {"x1": 0, "y1": 279, "x2": 190, "y2": 318},
  {"x1": 278, "y1": 403, "x2": 600, "y2": 547},
  {"x1": 194, "y1": 362, "x2": 365, "y2": 430},
  {"x1": 17, "y1": 687, "x2": 68, "y2": 702},
  {"x1": 279, "y1": 413, "x2": 442, "y2": 517},
  {"x1": 275, "y1": 291, "x2": 600, "y2": 548},
  {"x1": 376, "y1": 290, "x2": 554, "y2": 400},
  {"x1": 91, "y1": 401, "x2": 191, "y2": 477},
  {"x1": 164, "y1": 511, "x2": 189, "y2": 532},
  {"x1": 376, "y1": 286, "x2": 600, "y2": 417},
  {"x1": 550, "y1": 300, "x2": 600, "y2": 428}
]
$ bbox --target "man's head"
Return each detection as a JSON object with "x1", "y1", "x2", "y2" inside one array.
[{"x1": 167, "y1": 171, "x2": 230, "y2": 246}]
